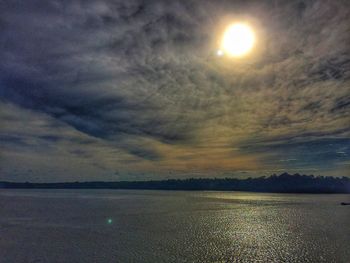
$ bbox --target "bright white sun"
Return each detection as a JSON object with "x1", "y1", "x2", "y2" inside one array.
[{"x1": 221, "y1": 23, "x2": 255, "y2": 57}]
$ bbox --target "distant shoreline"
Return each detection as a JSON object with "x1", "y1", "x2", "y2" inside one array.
[
  {"x1": 1, "y1": 173, "x2": 349, "y2": 194},
  {"x1": 1, "y1": 188, "x2": 349, "y2": 195}
]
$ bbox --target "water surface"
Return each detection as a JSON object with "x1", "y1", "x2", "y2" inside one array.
[{"x1": 0, "y1": 190, "x2": 349, "y2": 262}]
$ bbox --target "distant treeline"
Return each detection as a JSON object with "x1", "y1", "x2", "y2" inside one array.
[{"x1": 0, "y1": 173, "x2": 349, "y2": 193}]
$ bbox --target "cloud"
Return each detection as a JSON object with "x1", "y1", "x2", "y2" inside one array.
[{"x1": 0, "y1": 0, "x2": 349, "y2": 181}]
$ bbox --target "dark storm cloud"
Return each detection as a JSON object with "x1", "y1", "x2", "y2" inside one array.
[
  {"x1": 0, "y1": 0, "x2": 211, "y2": 147},
  {"x1": 0, "y1": 0, "x2": 349, "y2": 180}
]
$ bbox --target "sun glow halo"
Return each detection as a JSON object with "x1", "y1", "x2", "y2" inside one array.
[{"x1": 221, "y1": 23, "x2": 255, "y2": 57}]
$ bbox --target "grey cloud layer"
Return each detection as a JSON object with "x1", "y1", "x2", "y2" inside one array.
[{"x1": 0, "y1": 0, "x2": 349, "y2": 180}]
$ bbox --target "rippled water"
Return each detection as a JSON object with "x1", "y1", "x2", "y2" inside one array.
[{"x1": 0, "y1": 190, "x2": 349, "y2": 263}]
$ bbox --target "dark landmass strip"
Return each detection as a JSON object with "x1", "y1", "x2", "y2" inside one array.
[{"x1": 1, "y1": 173, "x2": 349, "y2": 193}]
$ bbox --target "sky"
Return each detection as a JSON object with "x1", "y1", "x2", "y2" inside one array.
[{"x1": 0, "y1": 0, "x2": 349, "y2": 182}]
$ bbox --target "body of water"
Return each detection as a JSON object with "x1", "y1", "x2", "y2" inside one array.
[{"x1": 0, "y1": 190, "x2": 349, "y2": 262}]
